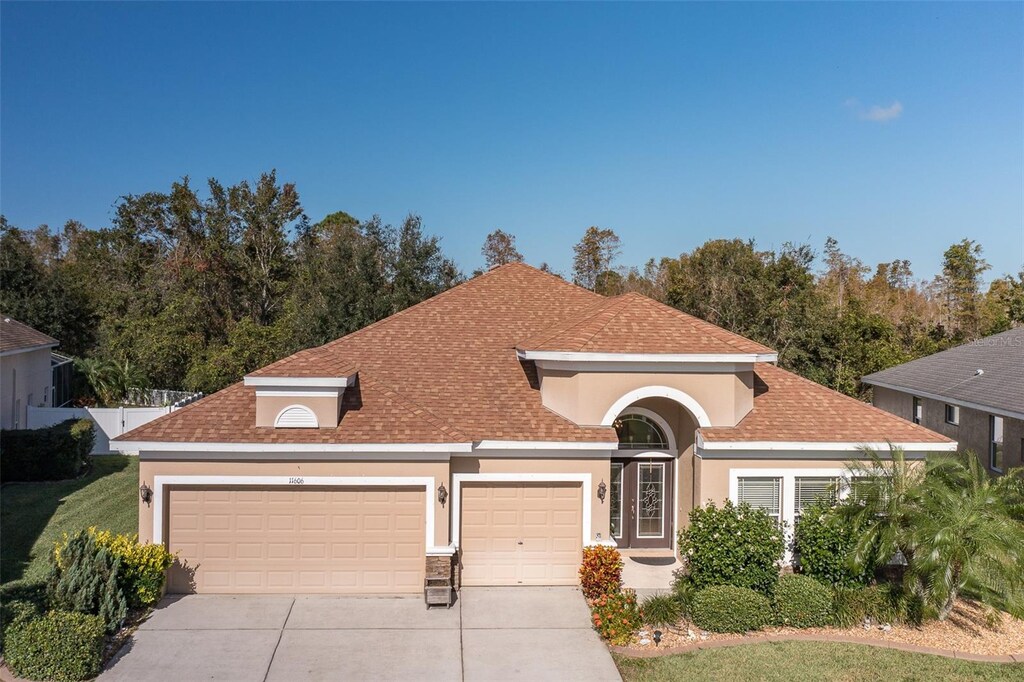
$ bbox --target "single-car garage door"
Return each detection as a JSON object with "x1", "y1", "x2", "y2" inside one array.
[
  {"x1": 166, "y1": 486, "x2": 425, "y2": 594},
  {"x1": 460, "y1": 482, "x2": 582, "y2": 586}
]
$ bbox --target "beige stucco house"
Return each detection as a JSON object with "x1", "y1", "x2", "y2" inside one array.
[
  {"x1": 0, "y1": 316, "x2": 59, "y2": 430},
  {"x1": 113, "y1": 264, "x2": 954, "y2": 595}
]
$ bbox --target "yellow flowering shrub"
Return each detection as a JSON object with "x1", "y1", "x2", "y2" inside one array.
[{"x1": 55, "y1": 527, "x2": 175, "y2": 607}]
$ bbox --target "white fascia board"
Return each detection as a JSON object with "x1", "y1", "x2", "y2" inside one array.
[
  {"x1": 698, "y1": 440, "x2": 958, "y2": 453},
  {"x1": 254, "y1": 388, "x2": 343, "y2": 397},
  {"x1": 243, "y1": 375, "x2": 355, "y2": 388},
  {"x1": 534, "y1": 360, "x2": 753, "y2": 374},
  {"x1": 0, "y1": 342, "x2": 58, "y2": 357},
  {"x1": 474, "y1": 440, "x2": 619, "y2": 451},
  {"x1": 112, "y1": 440, "x2": 473, "y2": 453},
  {"x1": 862, "y1": 378, "x2": 1024, "y2": 422},
  {"x1": 519, "y1": 350, "x2": 778, "y2": 364}
]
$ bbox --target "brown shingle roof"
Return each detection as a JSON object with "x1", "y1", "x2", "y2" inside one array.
[
  {"x1": 517, "y1": 292, "x2": 774, "y2": 355},
  {"x1": 0, "y1": 316, "x2": 57, "y2": 353},
  {"x1": 116, "y1": 264, "x2": 952, "y2": 447},
  {"x1": 700, "y1": 363, "x2": 954, "y2": 444}
]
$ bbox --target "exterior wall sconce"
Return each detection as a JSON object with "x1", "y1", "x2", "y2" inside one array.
[
  {"x1": 597, "y1": 479, "x2": 606, "y2": 503},
  {"x1": 139, "y1": 482, "x2": 153, "y2": 506},
  {"x1": 437, "y1": 483, "x2": 448, "y2": 507}
]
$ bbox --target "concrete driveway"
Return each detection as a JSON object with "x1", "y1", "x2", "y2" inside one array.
[{"x1": 100, "y1": 587, "x2": 621, "y2": 682}]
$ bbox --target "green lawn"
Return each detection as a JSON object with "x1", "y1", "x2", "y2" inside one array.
[
  {"x1": 1, "y1": 455, "x2": 138, "y2": 585},
  {"x1": 614, "y1": 641, "x2": 1023, "y2": 682}
]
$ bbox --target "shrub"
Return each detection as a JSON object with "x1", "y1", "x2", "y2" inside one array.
[
  {"x1": 590, "y1": 589, "x2": 642, "y2": 645},
  {"x1": 678, "y1": 500, "x2": 785, "y2": 595},
  {"x1": 4, "y1": 611, "x2": 105, "y2": 682},
  {"x1": 579, "y1": 545, "x2": 623, "y2": 600},
  {"x1": 671, "y1": 571, "x2": 696, "y2": 619},
  {"x1": 0, "y1": 580, "x2": 49, "y2": 649},
  {"x1": 0, "y1": 600, "x2": 42, "y2": 651},
  {"x1": 47, "y1": 530, "x2": 127, "y2": 633},
  {"x1": 58, "y1": 528, "x2": 175, "y2": 607},
  {"x1": 774, "y1": 574, "x2": 833, "y2": 628},
  {"x1": 690, "y1": 585, "x2": 772, "y2": 633},
  {"x1": 833, "y1": 585, "x2": 899, "y2": 627},
  {"x1": 0, "y1": 419, "x2": 94, "y2": 482},
  {"x1": 641, "y1": 593, "x2": 683, "y2": 628},
  {"x1": 793, "y1": 500, "x2": 872, "y2": 588}
]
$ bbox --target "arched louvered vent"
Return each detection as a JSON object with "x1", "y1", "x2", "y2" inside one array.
[{"x1": 274, "y1": 405, "x2": 319, "y2": 428}]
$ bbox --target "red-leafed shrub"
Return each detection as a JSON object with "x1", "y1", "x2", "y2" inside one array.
[
  {"x1": 579, "y1": 545, "x2": 623, "y2": 600},
  {"x1": 590, "y1": 589, "x2": 642, "y2": 645}
]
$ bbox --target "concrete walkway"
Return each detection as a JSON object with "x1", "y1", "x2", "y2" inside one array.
[{"x1": 100, "y1": 588, "x2": 621, "y2": 682}]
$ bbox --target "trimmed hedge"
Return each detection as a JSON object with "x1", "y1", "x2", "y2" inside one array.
[
  {"x1": 793, "y1": 500, "x2": 873, "y2": 588},
  {"x1": 690, "y1": 585, "x2": 772, "y2": 633},
  {"x1": 3, "y1": 611, "x2": 105, "y2": 682},
  {"x1": 774, "y1": 574, "x2": 833, "y2": 628},
  {"x1": 678, "y1": 500, "x2": 785, "y2": 595},
  {"x1": 0, "y1": 419, "x2": 94, "y2": 482}
]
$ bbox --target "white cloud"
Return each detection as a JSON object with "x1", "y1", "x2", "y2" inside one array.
[
  {"x1": 844, "y1": 98, "x2": 904, "y2": 123},
  {"x1": 862, "y1": 101, "x2": 903, "y2": 122}
]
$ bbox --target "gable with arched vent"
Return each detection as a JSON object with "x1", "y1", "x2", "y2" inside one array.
[{"x1": 274, "y1": 405, "x2": 319, "y2": 428}]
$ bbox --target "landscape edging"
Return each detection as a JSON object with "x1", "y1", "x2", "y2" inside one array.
[{"x1": 607, "y1": 632, "x2": 1024, "y2": 663}]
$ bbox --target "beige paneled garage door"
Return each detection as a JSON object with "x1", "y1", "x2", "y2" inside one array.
[
  {"x1": 166, "y1": 486, "x2": 425, "y2": 594},
  {"x1": 460, "y1": 482, "x2": 582, "y2": 586}
]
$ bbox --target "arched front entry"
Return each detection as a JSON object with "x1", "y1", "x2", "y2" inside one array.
[{"x1": 602, "y1": 387, "x2": 708, "y2": 551}]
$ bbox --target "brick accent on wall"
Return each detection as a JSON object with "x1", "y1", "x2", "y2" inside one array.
[{"x1": 425, "y1": 554, "x2": 455, "y2": 586}]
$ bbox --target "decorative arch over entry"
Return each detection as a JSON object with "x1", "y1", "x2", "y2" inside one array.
[{"x1": 600, "y1": 385, "x2": 712, "y2": 429}]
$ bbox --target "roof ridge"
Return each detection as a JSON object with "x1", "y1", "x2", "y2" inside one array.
[
  {"x1": 516, "y1": 295, "x2": 617, "y2": 349},
  {"x1": 576, "y1": 295, "x2": 644, "y2": 352},
  {"x1": 637, "y1": 296, "x2": 773, "y2": 353}
]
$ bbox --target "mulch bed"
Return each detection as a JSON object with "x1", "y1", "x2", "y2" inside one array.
[{"x1": 622, "y1": 599, "x2": 1024, "y2": 659}]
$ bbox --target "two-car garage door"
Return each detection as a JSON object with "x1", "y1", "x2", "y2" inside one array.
[{"x1": 166, "y1": 486, "x2": 425, "y2": 594}]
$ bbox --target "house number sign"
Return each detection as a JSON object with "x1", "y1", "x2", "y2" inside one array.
[{"x1": 288, "y1": 477, "x2": 305, "y2": 485}]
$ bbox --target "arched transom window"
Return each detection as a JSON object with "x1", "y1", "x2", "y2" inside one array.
[{"x1": 614, "y1": 413, "x2": 669, "y2": 450}]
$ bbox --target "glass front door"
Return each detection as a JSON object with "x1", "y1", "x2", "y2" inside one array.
[{"x1": 610, "y1": 457, "x2": 673, "y2": 549}]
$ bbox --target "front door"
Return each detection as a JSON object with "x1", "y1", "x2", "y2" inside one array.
[{"x1": 610, "y1": 457, "x2": 673, "y2": 549}]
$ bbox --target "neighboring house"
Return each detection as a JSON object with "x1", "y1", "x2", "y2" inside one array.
[
  {"x1": 0, "y1": 316, "x2": 64, "y2": 430},
  {"x1": 113, "y1": 264, "x2": 954, "y2": 595},
  {"x1": 862, "y1": 327, "x2": 1024, "y2": 475}
]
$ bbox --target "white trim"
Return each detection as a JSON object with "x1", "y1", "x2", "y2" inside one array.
[
  {"x1": 113, "y1": 440, "x2": 472, "y2": 453},
  {"x1": 273, "y1": 404, "x2": 320, "y2": 429},
  {"x1": 635, "y1": 461, "x2": 666, "y2": 539},
  {"x1": 610, "y1": 461, "x2": 624, "y2": 541},
  {"x1": 863, "y1": 378, "x2": 1024, "y2": 422},
  {"x1": 139, "y1": 450, "x2": 451, "y2": 462},
  {"x1": 255, "y1": 388, "x2": 343, "y2": 398},
  {"x1": 696, "y1": 438, "x2": 957, "y2": 453},
  {"x1": 534, "y1": 360, "x2": 755, "y2": 374},
  {"x1": 0, "y1": 342, "x2": 58, "y2": 357},
  {"x1": 451, "y1": 473, "x2": 592, "y2": 548},
  {"x1": 616, "y1": 407, "x2": 678, "y2": 452},
  {"x1": 150, "y1": 475, "x2": 437, "y2": 546},
  {"x1": 519, "y1": 350, "x2": 778, "y2": 364},
  {"x1": 474, "y1": 440, "x2": 619, "y2": 451},
  {"x1": 243, "y1": 375, "x2": 356, "y2": 388},
  {"x1": 426, "y1": 545, "x2": 457, "y2": 557},
  {"x1": 601, "y1": 386, "x2": 712, "y2": 428}
]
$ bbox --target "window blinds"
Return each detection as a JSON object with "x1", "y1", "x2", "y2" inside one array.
[
  {"x1": 737, "y1": 477, "x2": 781, "y2": 519},
  {"x1": 795, "y1": 477, "x2": 838, "y2": 513}
]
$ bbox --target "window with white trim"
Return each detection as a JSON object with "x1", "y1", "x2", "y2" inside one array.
[
  {"x1": 912, "y1": 397, "x2": 922, "y2": 425},
  {"x1": 990, "y1": 415, "x2": 1004, "y2": 472},
  {"x1": 737, "y1": 477, "x2": 782, "y2": 523},
  {"x1": 609, "y1": 462, "x2": 623, "y2": 539},
  {"x1": 794, "y1": 477, "x2": 839, "y2": 521},
  {"x1": 944, "y1": 404, "x2": 959, "y2": 425}
]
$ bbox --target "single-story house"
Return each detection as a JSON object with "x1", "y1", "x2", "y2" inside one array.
[
  {"x1": 862, "y1": 326, "x2": 1024, "y2": 474},
  {"x1": 113, "y1": 263, "x2": 954, "y2": 595},
  {"x1": 0, "y1": 316, "x2": 67, "y2": 430}
]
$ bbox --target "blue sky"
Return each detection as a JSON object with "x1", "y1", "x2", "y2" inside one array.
[{"x1": 2, "y1": 2, "x2": 1022, "y2": 281}]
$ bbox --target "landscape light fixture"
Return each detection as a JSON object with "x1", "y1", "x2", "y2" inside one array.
[
  {"x1": 139, "y1": 482, "x2": 153, "y2": 506},
  {"x1": 437, "y1": 483, "x2": 448, "y2": 507},
  {"x1": 653, "y1": 630, "x2": 662, "y2": 646}
]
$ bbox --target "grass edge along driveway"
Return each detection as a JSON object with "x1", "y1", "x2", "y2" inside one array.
[
  {"x1": 614, "y1": 640, "x2": 1024, "y2": 682},
  {"x1": 1, "y1": 455, "x2": 138, "y2": 585}
]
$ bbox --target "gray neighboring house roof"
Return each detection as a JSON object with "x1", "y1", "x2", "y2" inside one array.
[{"x1": 861, "y1": 327, "x2": 1024, "y2": 420}]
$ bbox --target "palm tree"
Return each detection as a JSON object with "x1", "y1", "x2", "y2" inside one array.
[
  {"x1": 910, "y1": 453, "x2": 1024, "y2": 620},
  {"x1": 835, "y1": 446, "x2": 1024, "y2": 621}
]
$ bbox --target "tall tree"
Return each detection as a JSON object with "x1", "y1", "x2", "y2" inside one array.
[
  {"x1": 480, "y1": 229, "x2": 524, "y2": 270},
  {"x1": 391, "y1": 214, "x2": 461, "y2": 311},
  {"x1": 572, "y1": 226, "x2": 621, "y2": 293},
  {"x1": 937, "y1": 239, "x2": 990, "y2": 340}
]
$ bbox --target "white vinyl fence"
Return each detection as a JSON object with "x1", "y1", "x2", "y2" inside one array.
[{"x1": 27, "y1": 404, "x2": 184, "y2": 454}]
